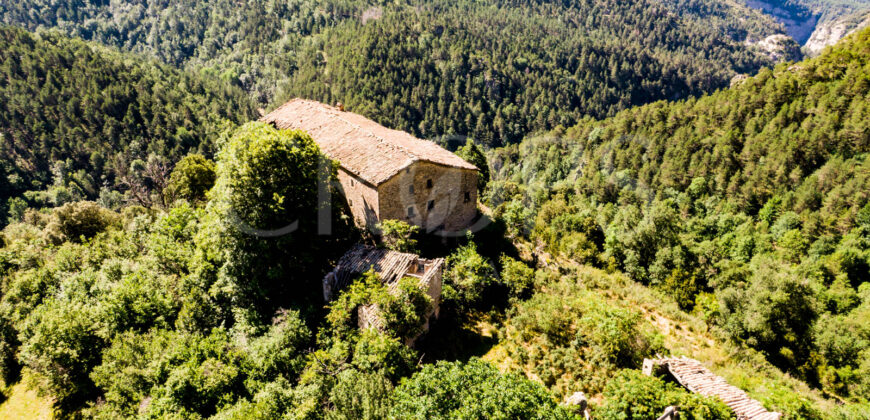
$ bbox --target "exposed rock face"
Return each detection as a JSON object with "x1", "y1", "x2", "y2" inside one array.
[
  {"x1": 730, "y1": 74, "x2": 750, "y2": 88},
  {"x1": 746, "y1": 0, "x2": 818, "y2": 43},
  {"x1": 754, "y1": 34, "x2": 804, "y2": 61},
  {"x1": 805, "y1": 13, "x2": 870, "y2": 54},
  {"x1": 743, "y1": 0, "x2": 870, "y2": 55}
]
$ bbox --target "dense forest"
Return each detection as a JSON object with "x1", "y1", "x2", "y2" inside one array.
[
  {"x1": 277, "y1": 0, "x2": 781, "y2": 145},
  {"x1": 2, "y1": 0, "x2": 788, "y2": 145},
  {"x1": 488, "y1": 26, "x2": 870, "y2": 411},
  {"x1": 0, "y1": 27, "x2": 256, "y2": 226}
]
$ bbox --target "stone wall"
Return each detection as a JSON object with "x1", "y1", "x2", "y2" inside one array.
[
  {"x1": 376, "y1": 161, "x2": 478, "y2": 233},
  {"x1": 421, "y1": 260, "x2": 442, "y2": 318},
  {"x1": 336, "y1": 167, "x2": 380, "y2": 228}
]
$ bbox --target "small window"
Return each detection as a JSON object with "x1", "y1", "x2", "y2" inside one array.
[
  {"x1": 408, "y1": 185, "x2": 414, "y2": 194},
  {"x1": 349, "y1": 199, "x2": 353, "y2": 207},
  {"x1": 426, "y1": 179, "x2": 433, "y2": 189},
  {"x1": 350, "y1": 179, "x2": 354, "y2": 186},
  {"x1": 407, "y1": 206, "x2": 415, "y2": 217},
  {"x1": 427, "y1": 200, "x2": 435, "y2": 210},
  {"x1": 464, "y1": 191, "x2": 471, "y2": 203}
]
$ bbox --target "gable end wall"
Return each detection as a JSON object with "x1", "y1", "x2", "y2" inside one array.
[{"x1": 377, "y1": 161, "x2": 478, "y2": 232}]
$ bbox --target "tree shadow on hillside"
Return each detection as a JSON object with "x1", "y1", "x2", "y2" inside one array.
[
  {"x1": 416, "y1": 214, "x2": 519, "y2": 262},
  {"x1": 414, "y1": 310, "x2": 499, "y2": 364}
]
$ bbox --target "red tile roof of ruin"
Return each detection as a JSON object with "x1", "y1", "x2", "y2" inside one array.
[
  {"x1": 327, "y1": 244, "x2": 443, "y2": 293},
  {"x1": 650, "y1": 357, "x2": 782, "y2": 420},
  {"x1": 260, "y1": 99, "x2": 478, "y2": 185}
]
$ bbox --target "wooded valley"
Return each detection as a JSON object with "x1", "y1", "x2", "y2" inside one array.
[{"x1": 0, "y1": 1, "x2": 868, "y2": 419}]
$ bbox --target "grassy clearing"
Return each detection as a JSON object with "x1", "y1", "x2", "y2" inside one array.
[
  {"x1": 483, "y1": 252, "x2": 839, "y2": 413},
  {"x1": 0, "y1": 379, "x2": 54, "y2": 420}
]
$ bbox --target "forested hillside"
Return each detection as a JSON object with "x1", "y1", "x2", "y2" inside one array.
[
  {"x1": 488, "y1": 27, "x2": 870, "y2": 407},
  {"x1": 0, "y1": 27, "x2": 256, "y2": 226},
  {"x1": 2, "y1": 0, "x2": 787, "y2": 145},
  {"x1": 278, "y1": 0, "x2": 782, "y2": 145},
  {"x1": 0, "y1": 122, "x2": 602, "y2": 418}
]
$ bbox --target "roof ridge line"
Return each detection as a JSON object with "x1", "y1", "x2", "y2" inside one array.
[
  {"x1": 297, "y1": 101, "x2": 419, "y2": 182},
  {"x1": 324, "y1": 105, "x2": 422, "y2": 163}
]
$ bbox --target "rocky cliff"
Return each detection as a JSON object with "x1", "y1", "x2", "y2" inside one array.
[
  {"x1": 744, "y1": 0, "x2": 870, "y2": 55},
  {"x1": 805, "y1": 12, "x2": 870, "y2": 54}
]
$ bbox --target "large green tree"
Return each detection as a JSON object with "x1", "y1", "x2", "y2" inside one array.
[
  {"x1": 390, "y1": 358, "x2": 577, "y2": 419},
  {"x1": 191, "y1": 122, "x2": 352, "y2": 328}
]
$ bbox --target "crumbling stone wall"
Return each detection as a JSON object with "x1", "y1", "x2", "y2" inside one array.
[
  {"x1": 377, "y1": 161, "x2": 478, "y2": 233},
  {"x1": 422, "y1": 261, "x2": 443, "y2": 318}
]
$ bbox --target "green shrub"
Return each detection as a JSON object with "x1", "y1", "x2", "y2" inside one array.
[
  {"x1": 376, "y1": 277, "x2": 433, "y2": 342},
  {"x1": 247, "y1": 309, "x2": 311, "y2": 383},
  {"x1": 717, "y1": 258, "x2": 820, "y2": 371},
  {"x1": 196, "y1": 121, "x2": 351, "y2": 326},
  {"x1": 390, "y1": 358, "x2": 576, "y2": 419},
  {"x1": 657, "y1": 268, "x2": 699, "y2": 311},
  {"x1": 328, "y1": 369, "x2": 394, "y2": 420},
  {"x1": 577, "y1": 306, "x2": 655, "y2": 367},
  {"x1": 18, "y1": 296, "x2": 104, "y2": 409},
  {"x1": 5, "y1": 197, "x2": 27, "y2": 224},
  {"x1": 559, "y1": 231, "x2": 598, "y2": 265},
  {"x1": 164, "y1": 154, "x2": 217, "y2": 204},
  {"x1": 499, "y1": 255, "x2": 535, "y2": 298},
  {"x1": 442, "y1": 240, "x2": 496, "y2": 311},
  {"x1": 42, "y1": 201, "x2": 119, "y2": 244},
  {"x1": 454, "y1": 138, "x2": 490, "y2": 194},
  {"x1": 598, "y1": 370, "x2": 732, "y2": 420},
  {"x1": 378, "y1": 220, "x2": 419, "y2": 253},
  {"x1": 502, "y1": 277, "x2": 663, "y2": 396},
  {"x1": 326, "y1": 271, "x2": 432, "y2": 343}
]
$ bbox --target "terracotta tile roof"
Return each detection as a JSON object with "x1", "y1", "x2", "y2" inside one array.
[
  {"x1": 260, "y1": 98, "x2": 477, "y2": 185},
  {"x1": 646, "y1": 357, "x2": 782, "y2": 420}
]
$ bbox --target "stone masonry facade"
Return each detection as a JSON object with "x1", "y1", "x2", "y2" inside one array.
[
  {"x1": 337, "y1": 167, "x2": 380, "y2": 228},
  {"x1": 377, "y1": 161, "x2": 478, "y2": 233},
  {"x1": 341, "y1": 161, "x2": 478, "y2": 233}
]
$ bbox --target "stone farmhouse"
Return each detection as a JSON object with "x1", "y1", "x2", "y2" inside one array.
[{"x1": 261, "y1": 99, "x2": 479, "y2": 233}]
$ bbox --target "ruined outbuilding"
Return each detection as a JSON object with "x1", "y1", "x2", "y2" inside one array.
[
  {"x1": 323, "y1": 244, "x2": 443, "y2": 333},
  {"x1": 261, "y1": 99, "x2": 479, "y2": 233},
  {"x1": 643, "y1": 357, "x2": 782, "y2": 420}
]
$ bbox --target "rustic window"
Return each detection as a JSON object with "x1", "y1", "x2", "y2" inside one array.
[
  {"x1": 349, "y1": 199, "x2": 353, "y2": 207},
  {"x1": 464, "y1": 192, "x2": 471, "y2": 203},
  {"x1": 350, "y1": 179, "x2": 354, "y2": 186},
  {"x1": 427, "y1": 200, "x2": 435, "y2": 210},
  {"x1": 408, "y1": 185, "x2": 414, "y2": 194},
  {"x1": 426, "y1": 179, "x2": 433, "y2": 188},
  {"x1": 407, "y1": 206, "x2": 415, "y2": 217}
]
